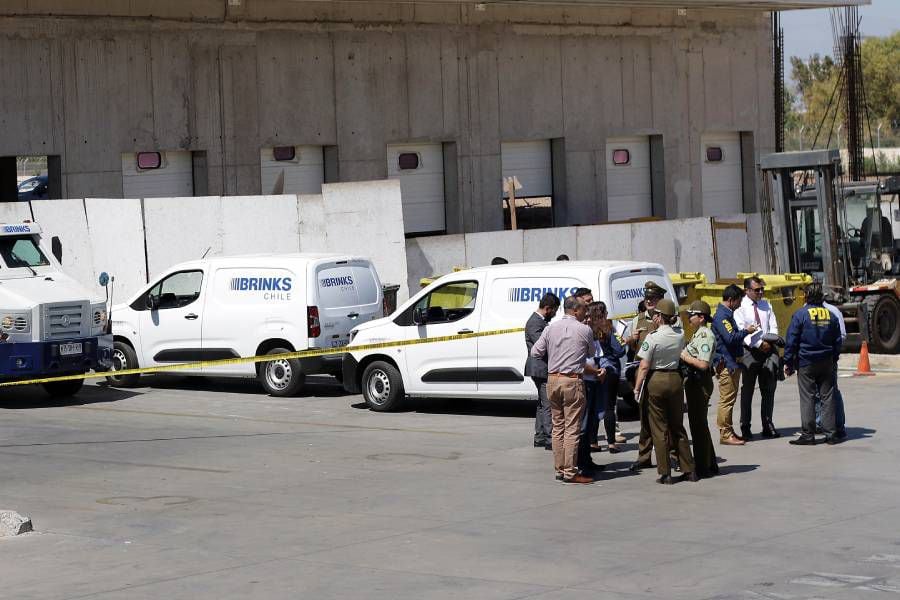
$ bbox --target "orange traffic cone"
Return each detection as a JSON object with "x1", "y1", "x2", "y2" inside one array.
[{"x1": 854, "y1": 341, "x2": 876, "y2": 377}]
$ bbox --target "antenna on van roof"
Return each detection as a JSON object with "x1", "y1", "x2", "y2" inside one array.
[{"x1": 201, "y1": 247, "x2": 211, "y2": 259}]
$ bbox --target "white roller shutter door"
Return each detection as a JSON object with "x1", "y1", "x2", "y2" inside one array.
[
  {"x1": 501, "y1": 141, "x2": 552, "y2": 199},
  {"x1": 122, "y1": 151, "x2": 193, "y2": 199},
  {"x1": 386, "y1": 143, "x2": 446, "y2": 234},
  {"x1": 260, "y1": 146, "x2": 324, "y2": 195},
  {"x1": 606, "y1": 136, "x2": 652, "y2": 221},
  {"x1": 701, "y1": 132, "x2": 743, "y2": 216}
]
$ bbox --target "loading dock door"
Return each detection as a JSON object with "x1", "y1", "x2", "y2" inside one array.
[
  {"x1": 387, "y1": 143, "x2": 446, "y2": 234},
  {"x1": 260, "y1": 145, "x2": 325, "y2": 195},
  {"x1": 501, "y1": 141, "x2": 552, "y2": 199},
  {"x1": 122, "y1": 151, "x2": 193, "y2": 199},
  {"x1": 606, "y1": 136, "x2": 652, "y2": 221},
  {"x1": 701, "y1": 132, "x2": 743, "y2": 216}
]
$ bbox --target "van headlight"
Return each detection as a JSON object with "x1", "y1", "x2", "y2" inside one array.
[{"x1": 1, "y1": 312, "x2": 30, "y2": 333}]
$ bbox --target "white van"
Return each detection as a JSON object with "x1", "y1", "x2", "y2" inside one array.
[
  {"x1": 342, "y1": 260, "x2": 675, "y2": 411},
  {"x1": 109, "y1": 254, "x2": 383, "y2": 395}
]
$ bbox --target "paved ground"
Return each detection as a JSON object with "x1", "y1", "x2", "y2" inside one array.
[{"x1": 0, "y1": 372, "x2": 898, "y2": 600}]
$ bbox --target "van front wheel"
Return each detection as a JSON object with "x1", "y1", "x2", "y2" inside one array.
[
  {"x1": 361, "y1": 361, "x2": 404, "y2": 412},
  {"x1": 258, "y1": 348, "x2": 305, "y2": 397}
]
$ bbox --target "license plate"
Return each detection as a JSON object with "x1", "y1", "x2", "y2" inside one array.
[{"x1": 60, "y1": 343, "x2": 82, "y2": 356}]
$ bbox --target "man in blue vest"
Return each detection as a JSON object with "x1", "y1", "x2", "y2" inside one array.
[
  {"x1": 711, "y1": 285, "x2": 758, "y2": 446},
  {"x1": 783, "y1": 283, "x2": 843, "y2": 445}
]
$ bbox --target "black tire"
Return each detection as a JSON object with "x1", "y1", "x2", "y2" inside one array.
[
  {"x1": 107, "y1": 340, "x2": 141, "y2": 387},
  {"x1": 42, "y1": 378, "x2": 85, "y2": 398},
  {"x1": 361, "y1": 360, "x2": 405, "y2": 411},
  {"x1": 258, "y1": 347, "x2": 305, "y2": 397},
  {"x1": 865, "y1": 294, "x2": 900, "y2": 353}
]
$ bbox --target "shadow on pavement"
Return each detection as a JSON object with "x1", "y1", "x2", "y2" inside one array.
[
  {"x1": 717, "y1": 463, "x2": 760, "y2": 475},
  {"x1": 0, "y1": 382, "x2": 141, "y2": 409},
  {"x1": 133, "y1": 374, "x2": 347, "y2": 398},
  {"x1": 410, "y1": 397, "x2": 536, "y2": 418}
]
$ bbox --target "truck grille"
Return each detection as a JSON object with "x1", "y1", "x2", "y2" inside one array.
[{"x1": 42, "y1": 302, "x2": 89, "y2": 340}]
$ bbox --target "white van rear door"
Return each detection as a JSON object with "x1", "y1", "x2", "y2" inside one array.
[
  {"x1": 314, "y1": 260, "x2": 383, "y2": 349},
  {"x1": 606, "y1": 267, "x2": 674, "y2": 322}
]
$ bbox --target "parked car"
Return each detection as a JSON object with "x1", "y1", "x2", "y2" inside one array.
[
  {"x1": 108, "y1": 253, "x2": 384, "y2": 396},
  {"x1": 343, "y1": 260, "x2": 675, "y2": 411},
  {"x1": 17, "y1": 175, "x2": 49, "y2": 201}
]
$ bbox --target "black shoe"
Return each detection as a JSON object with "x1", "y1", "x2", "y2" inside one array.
[
  {"x1": 825, "y1": 435, "x2": 843, "y2": 445},
  {"x1": 789, "y1": 435, "x2": 816, "y2": 446},
  {"x1": 681, "y1": 472, "x2": 700, "y2": 482},
  {"x1": 629, "y1": 460, "x2": 652, "y2": 472},
  {"x1": 834, "y1": 429, "x2": 848, "y2": 440},
  {"x1": 741, "y1": 427, "x2": 753, "y2": 441},
  {"x1": 761, "y1": 427, "x2": 781, "y2": 439},
  {"x1": 581, "y1": 462, "x2": 606, "y2": 474},
  {"x1": 656, "y1": 474, "x2": 674, "y2": 485}
]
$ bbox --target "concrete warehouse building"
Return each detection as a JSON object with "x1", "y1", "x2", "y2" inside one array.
[{"x1": 0, "y1": 0, "x2": 863, "y2": 236}]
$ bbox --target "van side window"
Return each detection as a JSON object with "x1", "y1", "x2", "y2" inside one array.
[
  {"x1": 394, "y1": 281, "x2": 478, "y2": 326},
  {"x1": 132, "y1": 270, "x2": 204, "y2": 311}
]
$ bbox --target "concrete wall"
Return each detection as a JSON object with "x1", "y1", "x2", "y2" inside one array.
[
  {"x1": 21, "y1": 181, "x2": 408, "y2": 302},
  {"x1": 404, "y1": 215, "x2": 760, "y2": 293},
  {"x1": 0, "y1": 2, "x2": 776, "y2": 234}
]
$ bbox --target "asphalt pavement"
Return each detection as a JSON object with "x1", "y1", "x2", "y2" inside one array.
[{"x1": 0, "y1": 372, "x2": 898, "y2": 600}]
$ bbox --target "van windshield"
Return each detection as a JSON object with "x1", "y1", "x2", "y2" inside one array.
[{"x1": 0, "y1": 236, "x2": 50, "y2": 269}]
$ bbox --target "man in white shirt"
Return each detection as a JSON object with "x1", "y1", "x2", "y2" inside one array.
[
  {"x1": 734, "y1": 276, "x2": 780, "y2": 439},
  {"x1": 821, "y1": 298, "x2": 847, "y2": 439}
]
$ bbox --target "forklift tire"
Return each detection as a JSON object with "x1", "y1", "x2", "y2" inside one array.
[
  {"x1": 42, "y1": 379, "x2": 85, "y2": 398},
  {"x1": 865, "y1": 294, "x2": 900, "y2": 354}
]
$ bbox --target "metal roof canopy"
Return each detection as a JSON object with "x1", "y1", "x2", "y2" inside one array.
[{"x1": 416, "y1": 0, "x2": 869, "y2": 8}]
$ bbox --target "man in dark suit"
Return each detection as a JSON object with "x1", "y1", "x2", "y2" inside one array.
[{"x1": 526, "y1": 292, "x2": 561, "y2": 449}]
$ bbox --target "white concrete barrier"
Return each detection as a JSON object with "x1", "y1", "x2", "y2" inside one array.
[
  {"x1": 84, "y1": 198, "x2": 147, "y2": 300},
  {"x1": 30, "y1": 198, "x2": 97, "y2": 291},
  {"x1": 405, "y1": 234, "x2": 467, "y2": 293},
  {"x1": 143, "y1": 196, "x2": 223, "y2": 279},
  {"x1": 576, "y1": 224, "x2": 633, "y2": 262},
  {"x1": 465, "y1": 229, "x2": 524, "y2": 267}
]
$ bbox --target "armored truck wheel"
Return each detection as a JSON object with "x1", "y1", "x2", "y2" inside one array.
[{"x1": 42, "y1": 379, "x2": 84, "y2": 398}]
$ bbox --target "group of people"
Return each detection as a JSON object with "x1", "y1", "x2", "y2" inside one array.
[{"x1": 527, "y1": 276, "x2": 848, "y2": 485}]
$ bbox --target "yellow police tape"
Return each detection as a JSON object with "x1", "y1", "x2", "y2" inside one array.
[{"x1": 0, "y1": 327, "x2": 528, "y2": 388}]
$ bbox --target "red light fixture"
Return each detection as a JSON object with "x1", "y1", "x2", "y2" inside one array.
[
  {"x1": 612, "y1": 149, "x2": 631, "y2": 166},
  {"x1": 706, "y1": 147, "x2": 724, "y2": 162},
  {"x1": 398, "y1": 153, "x2": 420, "y2": 170},
  {"x1": 273, "y1": 146, "x2": 296, "y2": 161},
  {"x1": 136, "y1": 152, "x2": 162, "y2": 170}
]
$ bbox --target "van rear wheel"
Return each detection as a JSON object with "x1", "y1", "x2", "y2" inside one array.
[
  {"x1": 258, "y1": 347, "x2": 305, "y2": 397},
  {"x1": 361, "y1": 360, "x2": 404, "y2": 412}
]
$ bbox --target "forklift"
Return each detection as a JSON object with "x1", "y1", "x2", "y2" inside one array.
[{"x1": 760, "y1": 149, "x2": 900, "y2": 353}]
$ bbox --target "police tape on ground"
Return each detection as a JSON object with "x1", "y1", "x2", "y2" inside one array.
[{"x1": 0, "y1": 327, "x2": 526, "y2": 388}]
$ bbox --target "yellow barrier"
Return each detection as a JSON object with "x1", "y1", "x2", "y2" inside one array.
[{"x1": 0, "y1": 327, "x2": 526, "y2": 388}]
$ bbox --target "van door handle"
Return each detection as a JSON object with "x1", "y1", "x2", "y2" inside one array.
[
  {"x1": 457, "y1": 329, "x2": 474, "y2": 335},
  {"x1": 184, "y1": 313, "x2": 199, "y2": 320},
  {"x1": 347, "y1": 312, "x2": 359, "y2": 319}
]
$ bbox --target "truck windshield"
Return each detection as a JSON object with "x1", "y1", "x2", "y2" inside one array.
[{"x1": 0, "y1": 236, "x2": 50, "y2": 269}]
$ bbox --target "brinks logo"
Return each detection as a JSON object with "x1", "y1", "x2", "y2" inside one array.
[
  {"x1": 508, "y1": 286, "x2": 581, "y2": 303},
  {"x1": 3, "y1": 225, "x2": 31, "y2": 234},
  {"x1": 320, "y1": 276, "x2": 354, "y2": 288},
  {"x1": 230, "y1": 277, "x2": 293, "y2": 292},
  {"x1": 615, "y1": 288, "x2": 645, "y2": 301}
]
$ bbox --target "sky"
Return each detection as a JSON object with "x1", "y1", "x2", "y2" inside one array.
[{"x1": 781, "y1": 0, "x2": 900, "y2": 74}]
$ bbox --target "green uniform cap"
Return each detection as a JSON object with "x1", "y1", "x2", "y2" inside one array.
[
  {"x1": 654, "y1": 298, "x2": 677, "y2": 317},
  {"x1": 643, "y1": 281, "x2": 667, "y2": 299},
  {"x1": 687, "y1": 300, "x2": 711, "y2": 316}
]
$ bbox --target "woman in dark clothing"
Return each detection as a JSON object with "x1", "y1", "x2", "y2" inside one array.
[{"x1": 587, "y1": 302, "x2": 627, "y2": 452}]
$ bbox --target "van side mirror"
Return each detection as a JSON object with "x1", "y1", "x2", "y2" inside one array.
[
  {"x1": 98, "y1": 272, "x2": 110, "y2": 287},
  {"x1": 146, "y1": 294, "x2": 160, "y2": 310},
  {"x1": 51, "y1": 236, "x2": 62, "y2": 263},
  {"x1": 413, "y1": 307, "x2": 428, "y2": 325}
]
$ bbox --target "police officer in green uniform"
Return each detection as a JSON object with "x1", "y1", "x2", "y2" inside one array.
[
  {"x1": 680, "y1": 300, "x2": 719, "y2": 478},
  {"x1": 634, "y1": 299, "x2": 697, "y2": 484},
  {"x1": 629, "y1": 281, "x2": 667, "y2": 472}
]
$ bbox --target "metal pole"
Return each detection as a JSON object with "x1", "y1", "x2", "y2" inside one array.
[
  {"x1": 799, "y1": 125, "x2": 806, "y2": 151},
  {"x1": 877, "y1": 122, "x2": 883, "y2": 149}
]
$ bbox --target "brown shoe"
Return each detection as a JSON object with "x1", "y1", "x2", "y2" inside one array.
[
  {"x1": 720, "y1": 435, "x2": 746, "y2": 446},
  {"x1": 561, "y1": 474, "x2": 595, "y2": 485}
]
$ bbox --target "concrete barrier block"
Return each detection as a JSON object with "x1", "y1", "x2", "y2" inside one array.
[
  {"x1": 84, "y1": 198, "x2": 148, "y2": 300},
  {"x1": 297, "y1": 194, "x2": 327, "y2": 252},
  {"x1": 630, "y1": 218, "x2": 717, "y2": 278},
  {"x1": 220, "y1": 195, "x2": 300, "y2": 256},
  {"x1": 143, "y1": 196, "x2": 223, "y2": 280},
  {"x1": 465, "y1": 229, "x2": 524, "y2": 267},
  {"x1": 321, "y1": 180, "x2": 409, "y2": 301},
  {"x1": 30, "y1": 198, "x2": 97, "y2": 291},
  {"x1": 746, "y1": 212, "x2": 769, "y2": 273},
  {"x1": 0, "y1": 510, "x2": 33, "y2": 536},
  {"x1": 0, "y1": 202, "x2": 32, "y2": 223},
  {"x1": 405, "y1": 234, "x2": 467, "y2": 293},
  {"x1": 523, "y1": 226, "x2": 577, "y2": 262},
  {"x1": 575, "y1": 223, "x2": 632, "y2": 261}
]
